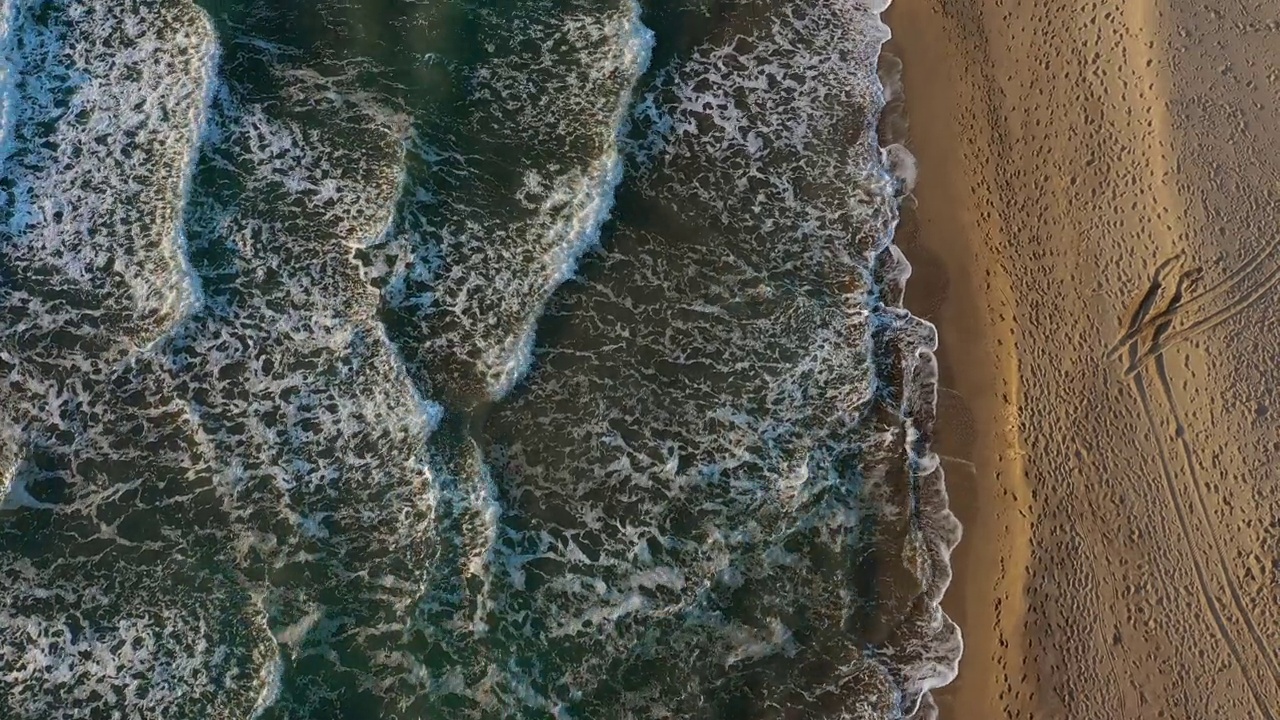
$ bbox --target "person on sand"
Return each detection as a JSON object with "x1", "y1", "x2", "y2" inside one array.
[
  {"x1": 1105, "y1": 252, "x2": 1183, "y2": 360},
  {"x1": 1124, "y1": 266, "x2": 1204, "y2": 376}
]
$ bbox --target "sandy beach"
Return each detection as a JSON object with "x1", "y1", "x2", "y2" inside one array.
[{"x1": 887, "y1": 0, "x2": 1280, "y2": 717}]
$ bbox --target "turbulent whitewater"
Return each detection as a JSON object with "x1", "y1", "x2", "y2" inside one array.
[{"x1": 0, "y1": 0, "x2": 961, "y2": 717}]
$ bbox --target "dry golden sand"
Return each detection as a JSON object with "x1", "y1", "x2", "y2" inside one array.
[{"x1": 886, "y1": 0, "x2": 1280, "y2": 717}]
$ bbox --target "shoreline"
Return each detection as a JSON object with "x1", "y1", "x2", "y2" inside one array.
[
  {"x1": 883, "y1": 0, "x2": 1280, "y2": 716},
  {"x1": 881, "y1": 4, "x2": 1032, "y2": 717}
]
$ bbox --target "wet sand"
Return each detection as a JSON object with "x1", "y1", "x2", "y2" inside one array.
[{"x1": 887, "y1": 0, "x2": 1280, "y2": 717}]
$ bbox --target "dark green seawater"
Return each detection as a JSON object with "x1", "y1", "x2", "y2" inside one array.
[{"x1": 0, "y1": 1, "x2": 960, "y2": 717}]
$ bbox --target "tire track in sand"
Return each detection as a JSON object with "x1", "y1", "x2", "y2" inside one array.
[
  {"x1": 1116, "y1": 258, "x2": 1280, "y2": 711},
  {"x1": 1152, "y1": 351, "x2": 1280, "y2": 686},
  {"x1": 1115, "y1": 0, "x2": 1280, "y2": 379},
  {"x1": 1127, "y1": 346, "x2": 1278, "y2": 718},
  {"x1": 1122, "y1": 235, "x2": 1280, "y2": 345},
  {"x1": 1125, "y1": 257, "x2": 1280, "y2": 376}
]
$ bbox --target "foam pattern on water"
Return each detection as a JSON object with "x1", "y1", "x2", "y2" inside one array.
[
  {"x1": 0, "y1": 0, "x2": 21, "y2": 166},
  {"x1": 1, "y1": 559, "x2": 275, "y2": 717},
  {"x1": 0, "y1": 0, "x2": 212, "y2": 360},
  {"x1": 370, "y1": 0, "x2": 653, "y2": 404},
  {"x1": 420, "y1": 2, "x2": 961, "y2": 716},
  {"x1": 133, "y1": 52, "x2": 447, "y2": 717},
  {"x1": 0, "y1": 0, "x2": 961, "y2": 717},
  {"x1": 0, "y1": 4, "x2": 441, "y2": 714}
]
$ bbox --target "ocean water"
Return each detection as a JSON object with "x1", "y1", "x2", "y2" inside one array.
[{"x1": 0, "y1": 1, "x2": 961, "y2": 718}]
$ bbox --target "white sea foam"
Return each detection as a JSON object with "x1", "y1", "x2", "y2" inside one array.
[
  {"x1": 248, "y1": 593, "x2": 284, "y2": 720},
  {"x1": 481, "y1": 147, "x2": 630, "y2": 398},
  {"x1": 0, "y1": 0, "x2": 962, "y2": 715},
  {"x1": 0, "y1": 0, "x2": 20, "y2": 172},
  {"x1": 0, "y1": 467, "x2": 55, "y2": 512},
  {"x1": 0, "y1": 562, "x2": 273, "y2": 718},
  {"x1": 434, "y1": 0, "x2": 965, "y2": 714},
  {"x1": 883, "y1": 142, "x2": 918, "y2": 195},
  {"x1": 151, "y1": 9, "x2": 220, "y2": 343},
  {"x1": 1, "y1": 0, "x2": 220, "y2": 359},
  {"x1": 248, "y1": 655, "x2": 283, "y2": 720},
  {"x1": 1, "y1": 7, "x2": 450, "y2": 713},
  {"x1": 375, "y1": 0, "x2": 654, "y2": 403}
]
